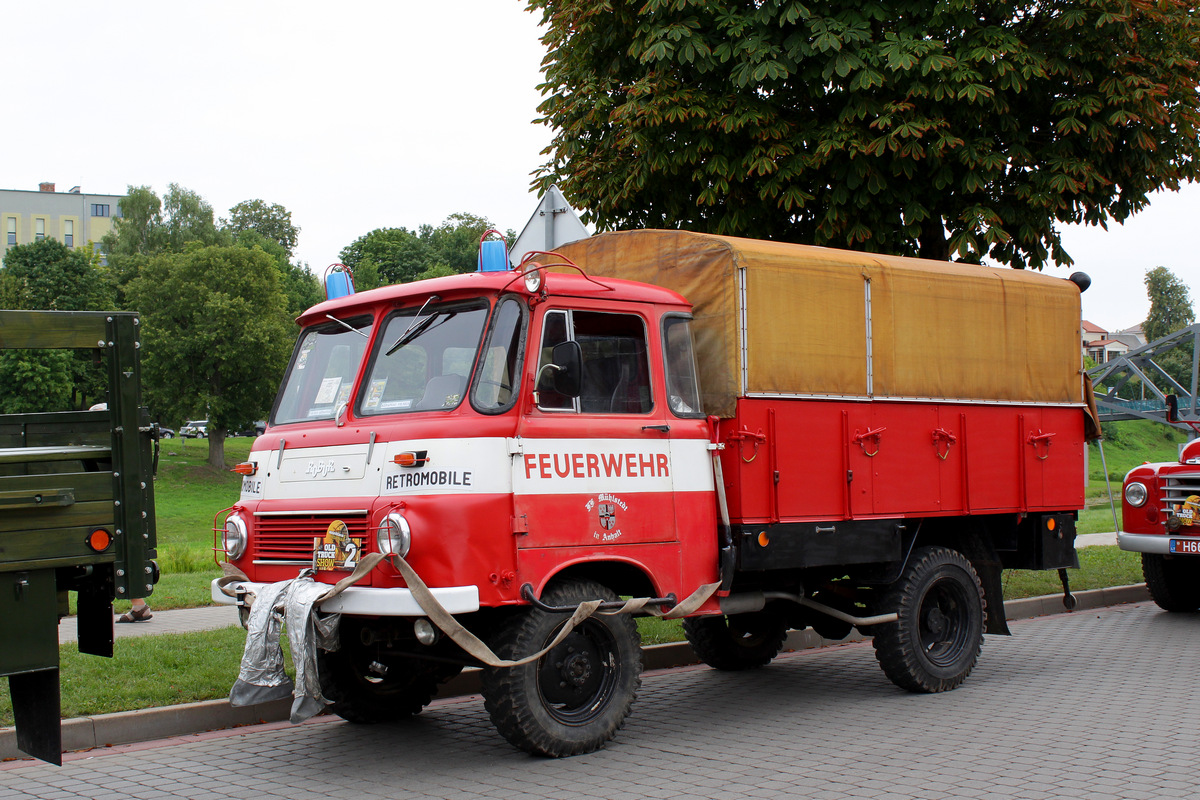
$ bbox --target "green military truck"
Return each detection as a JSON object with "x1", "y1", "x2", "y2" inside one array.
[{"x1": 0, "y1": 310, "x2": 158, "y2": 765}]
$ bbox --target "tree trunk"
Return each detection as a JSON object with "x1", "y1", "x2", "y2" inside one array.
[
  {"x1": 918, "y1": 218, "x2": 950, "y2": 261},
  {"x1": 207, "y1": 430, "x2": 227, "y2": 469}
]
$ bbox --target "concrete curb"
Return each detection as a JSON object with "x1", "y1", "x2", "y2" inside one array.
[{"x1": 0, "y1": 583, "x2": 1153, "y2": 761}]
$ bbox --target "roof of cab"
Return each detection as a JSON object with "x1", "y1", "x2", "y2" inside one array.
[{"x1": 297, "y1": 268, "x2": 691, "y2": 326}]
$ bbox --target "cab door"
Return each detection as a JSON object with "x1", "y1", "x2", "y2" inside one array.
[{"x1": 513, "y1": 304, "x2": 679, "y2": 550}]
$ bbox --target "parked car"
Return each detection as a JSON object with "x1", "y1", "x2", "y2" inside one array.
[
  {"x1": 233, "y1": 420, "x2": 266, "y2": 437},
  {"x1": 180, "y1": 419, "x2": 208, "y2": 438},
  {"x1": 157, "y1": 426, "x2": 176, "y2": 439}
]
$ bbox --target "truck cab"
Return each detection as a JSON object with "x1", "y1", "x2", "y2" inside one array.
[
  {"x1": 219, "y1": 267, "x2": 718, "y2": 605},
  {"x1": 215, "y1": 265, "x2": 720, "y2": 755}
]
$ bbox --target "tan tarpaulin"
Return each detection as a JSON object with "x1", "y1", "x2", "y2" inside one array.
[{"x1": 554, "y1": 231, "x2": 1084, "y2": 418}]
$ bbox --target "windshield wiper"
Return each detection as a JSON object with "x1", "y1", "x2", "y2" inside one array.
[
  {"x1": 386, "y1": 295, "x2": 443, "y2": 356},
  {"x1": 325, "y1": 315, "x2": 369, "y2": 337},
  {"x1": 387, "y1": 313, "x2": 439, "y2": 355}
]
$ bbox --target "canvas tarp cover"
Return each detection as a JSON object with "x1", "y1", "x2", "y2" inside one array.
[{"x1": 554, "y1": 230, "x2": 1084, "y2": 418}]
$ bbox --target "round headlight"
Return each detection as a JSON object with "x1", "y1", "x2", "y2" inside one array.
[
  {"x1": 377, "y1": 512, "x2": 411, "y2": 557},
  {"x1": 1124, "y1": 481, "x2": 1148, "y2": 508},
  {"x1": 223, "y1": 515, "x2": 248, "y2": 560},
  {"x1": 523, "y1": 267, "x2": 543, "y2": 293}
]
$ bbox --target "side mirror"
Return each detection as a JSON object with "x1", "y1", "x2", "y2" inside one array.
[
  {"x1": 536, "y1": 341, "x2": 582, "y2": 398},
  {"x1": 1167, "y1": 394, "x2": 1180, "y2": 423}
]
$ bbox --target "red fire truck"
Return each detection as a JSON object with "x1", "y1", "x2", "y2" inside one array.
[
  {"x1": 213, "y1": 230, "x2": 1095, "y2": 756},
  {"x1": 1118, "y1": 409, "x2": 1200, "y2": 611}
]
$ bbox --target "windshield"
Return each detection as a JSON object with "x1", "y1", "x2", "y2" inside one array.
[
  {"x1": 358, "y1": 301, "x2": 489, "y2": 415},
  {"x1": 272, "y1": 316, "x2": 375, "y2": 425}
]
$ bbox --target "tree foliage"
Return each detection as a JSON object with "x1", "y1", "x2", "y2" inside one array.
[
  {"x1": 0, "y1": 238, "x2": 112, "y2": 311},
  {"x1": 338, "y1": 213, "x2": 508, "y2": 285},
  {"x1": 1144, "y1": 267, "x2": 1195, "y2": 342},
  {"x1": 529, "y1": 0, "x2": 1200, "y2": 267},
  {"x1": 232, "y1": 230, "x2": 322, "y2": 317},
  {"x1": 1143, "y1": 266, "x2": 1195, "y2": 390},
  {"x1": 126, "y1": 245, "x2": 294, "y2": 467},
  {"x1": 103, "y1": 184, "x2": 229, "y2": 262},
  {"x1": 225, "y1": 199, "x2": 300, "y2": 256},
  {"x1": 0, "y1": 238, "x2": 115, "y2": 412}
]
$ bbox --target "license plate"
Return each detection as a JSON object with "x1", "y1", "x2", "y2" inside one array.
[{"x1": 1169, "y1": 538, "x2": 1200, "y2": 555}]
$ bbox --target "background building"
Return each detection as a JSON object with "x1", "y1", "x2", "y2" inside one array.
[{"x1": 1, "y1": 182, "x2": 125, "y2": 262}]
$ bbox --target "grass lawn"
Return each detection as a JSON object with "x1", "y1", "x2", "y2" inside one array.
[
  {"x1": 1078, "y1": 420, "x2": 1188, "y2": 534},
  {"x1": 109, "y1": 436, "x2": 250, "y2": 613}
]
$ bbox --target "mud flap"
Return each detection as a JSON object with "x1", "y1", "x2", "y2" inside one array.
[
  {"x1": 957, "y1": 534, "x2": 1011, "y2": 636},
  {"x1": 9, "y1": 669, "x2": 62, "y2": 765}
]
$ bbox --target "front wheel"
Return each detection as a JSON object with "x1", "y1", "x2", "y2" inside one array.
[
  {"x1": 872, "y1": 546, "x2": 985, "y2": 693},
  {"x1": 1142, "y1": 553, "x2": 1200, "y2": 612},
  {"x1": 481, "y1": 578, "x2": 642, "y2": 757},
  {"x1": 683, "y1": 610, "x2": 787, "y2": 670},
  {"x1": 318, "y1": 624, "x2": 461, "y2": 723}
]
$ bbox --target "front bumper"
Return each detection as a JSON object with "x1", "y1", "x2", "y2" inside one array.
[
  {"x1": 210, "y1": 577, "x2": 480, "y2": 616},
  {"x1": 1117, "y1": 531, "x2": 1200, "y2": 555}
]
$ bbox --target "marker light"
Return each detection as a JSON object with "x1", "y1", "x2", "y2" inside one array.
[
  {"x1": 757, "y1": 531, "x2": 770, "y2": 547},
  {"x1": 231, "y1": 462, "x2": 258, "y2": 476},
  {"x1": 86, "y1": 528, "x2": 113, "y2": 552},
  {"x1": 393, "y1": 451, "x2": 429, "y2": 468},
  {"x1": 1046, "y1": 518, "x2": 1057, "y2": 531}
]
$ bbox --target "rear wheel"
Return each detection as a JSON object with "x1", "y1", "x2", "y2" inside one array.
[
  {"x1": 481, "y1": 578, "x2": 642, "y2": 757},
  {"x1": 683, "y1": 610, "x2": 787, "y2": 670},
  {"x1": 1142, "y1": 553, "x2": 1200, "y2": 612},
  {"x1": 873, "y1": 546, "x2": 985, "y2": 693}
]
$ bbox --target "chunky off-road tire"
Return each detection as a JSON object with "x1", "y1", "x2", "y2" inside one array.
[
  {"x1": 1142, "y1": 553, "x2": 1200, "y2": 612},
  {"x1": 683, "y1": 610, "x2": 788, "y2": 670},
  {"x1": 317, "y1": 635, "x2": 460, "y2": 723},
  {"x1": 481, "y1": 578, "x2": 642, "y2": 757},
  {"x1": 873, "y1": 546, "x2": 985, "y2": 693}
]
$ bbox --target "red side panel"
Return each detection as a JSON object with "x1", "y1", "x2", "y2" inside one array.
[{"x1": 720, "y1": 398, "x2": 1086, "y2": 524}]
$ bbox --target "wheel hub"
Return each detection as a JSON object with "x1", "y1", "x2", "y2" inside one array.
[
  {"x1": 560, "y1": 650, "x2": 594, "y2": 687},
  {"x1": 924, "y1": 607, "x2": 947, "y2": 637},
  {"x1": 539, "y1": 630, "x2": 611, "y2": 709}
]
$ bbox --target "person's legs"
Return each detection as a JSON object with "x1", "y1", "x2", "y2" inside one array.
[{"x1": 117, "y1": 597, "x2": 152, "y2": 623}]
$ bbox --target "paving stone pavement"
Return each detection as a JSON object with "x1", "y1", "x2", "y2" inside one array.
[{"x1": 5, "y1": 601, "x2": 1196, "y2": 800}]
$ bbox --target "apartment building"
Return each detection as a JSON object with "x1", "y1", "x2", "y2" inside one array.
[{"x1": 1, "y1": 182, "x2": 125, "y2": 262}]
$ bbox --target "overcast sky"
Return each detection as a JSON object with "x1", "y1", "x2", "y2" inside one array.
[{"x1": 5, "y1": 1, "x2": 1196, "y2": 332}]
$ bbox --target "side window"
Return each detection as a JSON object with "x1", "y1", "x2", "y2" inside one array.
[
  {"x1": 536, "y1": 310, "x2": 573, "y2": 411},
  {"x1": 662, "y1": 316, "x2": 703, "y2": 417},
  {"x1": 472, "y1": 297, "x2": 525, "y2": 413},
  {"x1": 536, "y1": 309, "x2": 652, "y2": 414}
]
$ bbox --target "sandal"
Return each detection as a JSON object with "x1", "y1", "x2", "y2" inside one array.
[{"x1": 117, "y1": 605, "x2": 153, "y2": 623}]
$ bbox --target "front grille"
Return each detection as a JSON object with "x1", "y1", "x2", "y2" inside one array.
[
  {"x1": 252, "y1": 513, "x2": 370, "y2": 562},
  {"x1": 1161, "y1": 475, "x2": 1200, "y2": 521}
]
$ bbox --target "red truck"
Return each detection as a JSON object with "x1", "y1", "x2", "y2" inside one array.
[
  {"x1": 1118, "y1": 407, "x2": 1200, "y2": 611},
  {"x1": 214, "y1": 230, "x2": 1094, "y2": 756}
]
